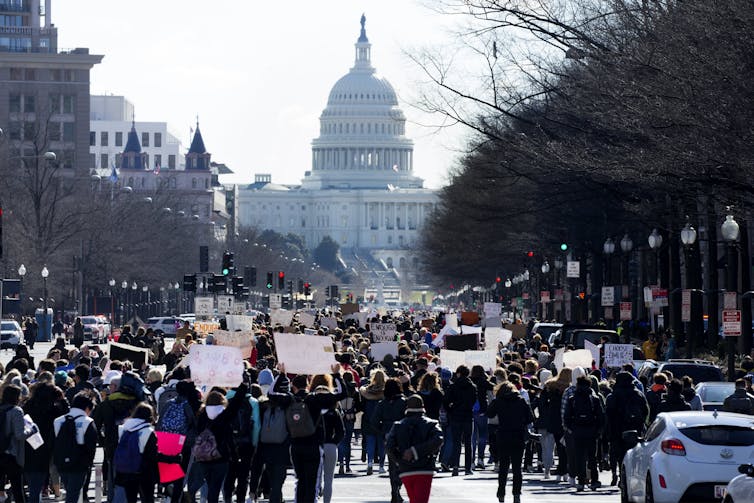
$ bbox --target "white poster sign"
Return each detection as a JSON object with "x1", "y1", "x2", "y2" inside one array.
[
  {"x1": 483, "y1": 302, "x2": 502, "y2": 319},
  {"x1": 371, "y1": 342, "x2": 399, "y2": 361},
  {"x1": 371, "y1": 323, "x2": 397, "y2": 342},
  {"x1": 585, "y1": 340, "x2": 600, "y2": 368},
  {"x1": 439, "y1": 349, "x2": 466, "y2": 372},
  {"x1": 604, "y1": 343, "x2": 634, "y2": 367},
  {"x1": 226, "y1": 315, "x2": 255, "y2": 332},
  {"x1": 563, "y1": 349, "x2": 593, "y2": 370},
  {"x1": 484, "y1": 327, "x2": 511, "y2": 350},
  {"x1": 298, "y1": 312, "x2": 316, "y2": 327},
  {"x1": 269, "y1": 293, "x2": 282, "y2": 309},
  {"x1": 304, "y1": 328, "x2": 318, "y2": 336},
  {"x1": 484, "y1": 317, "x2": 502, "y2": 328},
  {"x1": 432, "y1": 325, "x2": 458, "y2": 348},
  {"x1": 356, "y1": 312, "x2": 369, "y2": 327},
  {"x1": 231, "y1": 300, "x2": 246, "y2": 315},
  {"x1": 213, "y1": 330, "x2": 254, "y2": 359},
  {"x1": 464, "y1": 350, "x2": 498, "y2": 371},
  {"x1": 273, "y1": 333, "x2": 336, "y2": 375},
  {"x1": 554, "y1": 347, "x2": 565, "y2": 372},
  {"x1": 269, "y1": 309, "x2": 294, "y2": 327},
  {"x1": 445, "y1": 313, "x2": 459, "y2": 330},
  {"x1": 461, "y1": 325, "x2": 482, "y2": 335},
  {"x1": 187, "y1": 345, "x2": 243, "y2": 388},
  {"x1": 194, "y1": 297, "x2": 213, "y2": 317},
  {"x1": 319, "y1": 316, "x2": 338, "y2": 331}
]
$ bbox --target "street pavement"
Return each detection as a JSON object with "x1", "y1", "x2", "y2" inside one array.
[{"x1": 7, "y1": 341, "x2": 621, "y2": 502}]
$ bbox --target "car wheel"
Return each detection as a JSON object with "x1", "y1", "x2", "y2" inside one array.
[
  {"x1": 645, "y1": 473, "x2": 654, "y2": 503},
  {"x1": 620, "y1": 467, "x2": 630, "y2": 503}
]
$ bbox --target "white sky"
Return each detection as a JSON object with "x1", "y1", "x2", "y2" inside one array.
[{"x1": 55, "y1": 1, "x2": 468, "y2": 189}]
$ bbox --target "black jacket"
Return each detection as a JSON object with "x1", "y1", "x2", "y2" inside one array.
[
  {"x1": 418, "y1": 389, "x2": 444, "y2": 421},
  {"x1": 194, "y1": 383, "x2": 248, "y2": 463},
  {"x1": 386, "y1": 413, "x2": 443, "y2": 474},
  {"x1": 287, "y1": 374, "x2": 346, "y2": 448},
  {"x1": 563, "y1": 385, "x2": 605, "y2": 438},
  {"x1": 537, "y1": 385, "x2": 564, "y2": 435},
  {"x1": 657, "y1": 392, "x2": 692, "y2": 414},
  {"x1": 487, "y1": 390, "x2": 534, "y2": 444},
  {"x1": 606, "y1": 373, "x2": 649, "y2": 438},
  {"x1": 471, "y1": 376, "x2": 494, "y2": 414},
  {"x1": 443, "y1": 376, "x2": 477, "y2": 421},
  {"x1": 373, "y1": 395, "x2": 407, "y2": 436},
  {"x1": 24, "y1": 383, "x2": 69, "y2": 472}
]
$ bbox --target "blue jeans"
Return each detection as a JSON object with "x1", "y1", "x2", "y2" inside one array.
[
  {"x1": 197, "y1": 462, "x2": 228, "y2": 503},
  {"x1": 338, "y1": 420, "x2": 355, "y2": 466},
  {"x1": 440, "y1": 423, "x2": 454, "y2": 466},
  {"x1": 60, "y1": 471, "x2": 87, "y2": 503},
  {"x1": 472, "y1": 413, "x2": 489, "y2": 463},
  {"x1": 26, "y1": 471, "x2": 47, "y2": 503},
  {"x1": 450, "y1": 419, "x2": 473, "y2": 471},
  {"x1": 365, "y1": 433, "x2": 385, "y2": 467}
]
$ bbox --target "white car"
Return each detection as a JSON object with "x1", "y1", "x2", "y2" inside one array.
[
  {"x1": 80, "y1": 316, "x2": 105, "y2": 343},
  {"x1": 0, "y1": 320, "x2": 22, "y2": 349},
  {"x1": 724, "y1": 464, "x2": 754, "y2": 502},
  {"x1": 621, "y1": 411, "x2": 754, "y2": 503},
  {"x1": 146, "y1": 317, "x2": 181, "y2": 336}
]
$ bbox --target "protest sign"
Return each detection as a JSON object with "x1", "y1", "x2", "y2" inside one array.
[
  {"x1": 461, "y1": 325, "x2": 482, "y2": 335},
  {"x1": 445, "y1": 313, "x2": 458, "y2": 330},
  {"x1": 371, "y1": 323, "x2": 397, "y2": 342},
  {"x1": 553, "y1": 347, "x2": 565, "y2": 372},
  {"x1": 213, "y1": 330, "x2": 254, "y2": 359},
  {"x1": 225, "y1": 315, "x2": 255, "y2": 332},
  {"x1": 371, "y1": 342, "x2": 399, "y2": 361},
  {"x1": 439, "y1": 349, "x2": 466, "y2": 372},
  {"x1": 563, "y1": 349, "x2": 593, "y2": 370},
  {"x1": 464, "y1": 350, "x2": 498, "y2": 371},
  {"x1": 340, "y1": 303, "x2": 359, "y2": 315},
  {"x1": 193, "y1": 321, "x2": 220, "y2": 336},
  {"x1": 304, "y1": 328, "x2": 317, "y2": 336},
  {"x1": 432, "y1": 325, "x2": 458, "y2": 348},
  {"x1": 461, "y1": 311, "x2": 480, "y2": 326},
  {"x1": 504, "y1": 324, "x2": 527, "y2": 340},
  {"x1": 445, "y1": 334, "x2": 478, "y2": 351},
  {"x1": 483, "y1": 302, "x2": 502, "y2": 319},
  {"x1": 298, "y1": 312, "x2": 316, "y2": 327},
  {"x1": 319, "y1": 316, "x2": 338, "y2": 331},
  {"x1": 421, "y1": 318, "x2": 434, "y2": 329},
  {"x1": 269, "y1": 309, "x2": 294, "y2": 327},
  {"x1": 484, "y1": 317, "x2": 502, "y2": 328},
  {"x1": 604, "y1": 343, "x2": 634, "y2": 367},
  {"x1": 356, "y1": 312, "x2": 369, "y2": 328},
  {"x1": 485, "y1": 327, "x2": 512, "y2": 349},
  {"x1": 585, "y1": 340, "x2": 600, "y2": 368},
  {"x1": 273, "y1": 333, "x2": 336, "y2": 375},
  {"x1": 187, "y1": 345, "x2": 244, "y2": 388},
  {"x1": 109, "y1": 341, "x2": 149, "y2": 369},
  {"x1": 156, "y1": 431, "x2": 185, "y2": 484}
]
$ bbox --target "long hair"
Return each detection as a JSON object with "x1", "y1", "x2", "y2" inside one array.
[
  {"x1": 309, "y1": 373, "x2": 334, "y2": 392},
  {"x1": 418, "y1": 371, "x2": 440, "y2": 392}
]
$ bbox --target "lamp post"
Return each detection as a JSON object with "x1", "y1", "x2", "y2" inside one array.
[
  {"x1": 722, "y1": 211, "x2": 740, "y2": 381},
  {"x1": 142, "y1": 285, "x2": 149, "y2": 318},
  {"x1": 41, "y1": 266, "x2": 49, "y2": 343},
  {"x1": 604, "y1": 238, "x2": 615, "y2": 325},
  {"x1": 541, "y1": 261, "x2": 550, "y2": 320},
  {"x1": 648, "y1": 229, "x2": 663, "y2": 332},
  {"x1": 554, "y1": 257, "x2": 563, "y2": 322},
  {"x1": 131, "y1": 281, "x2": 137, "y2": 325},
  {"x1": 17, "y1": 264, "x2": 26, "y2": 315},
  {"x1": 681, "y1": 219, "x2": 698, "y2": 358},
  {"x1": 108, "y1": 279, "x2": 115, "y2": 326},
  {"x1": 120, "y1": 281, "x2": 127, "y2": 326},
  {"x1": 620, "y1": 233, "x2": 634, "y2": 332}
]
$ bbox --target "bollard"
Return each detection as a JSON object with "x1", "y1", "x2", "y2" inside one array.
[{"x1": 94, "y1": 464, "x2": 103, "y2": 503}]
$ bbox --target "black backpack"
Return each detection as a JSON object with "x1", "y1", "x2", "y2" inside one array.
[
  {"x1": 322, "y1": 407, "x2": 345, "y2": 444},
  {"x1": 571, "y1": 394, "x2": 596, "y2": 427},
  {"x1": 54, "y1": 415, "x2": 87, "y2": 471},
  {"x1": 230, "y1": 397, "x2": 254, "y2": 446},
  {"x1": 623, "y1": 394, "x2": 646, "y2": 429},
  {"x1": 0, "y1": 406, "x2": 12, "y2": 454}
]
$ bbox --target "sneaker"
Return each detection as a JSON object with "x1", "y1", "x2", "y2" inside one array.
[
  {"x1": 543, "y1": 468, "x2": 551, "y2": 480},
  {"x1": 345, "y1": 465, "x2": 352, "y2": 474},
  {"x1": 568, "y1": 477, "x2": 576, "y2": 487},
  {"x1": 611, "y1": 474, "x2": 618, "y2": 486},
  {"x1": 476, "y1": 461, "x2": 486, "y2": 470},
  {"x1": 513, "y1": 496, "x2": 521, "y2": 503},
  {"x1": 378, "y1": 466, "x2": 386, "y2": 474},
  {"x1": 554, "y1": 474, "x2": 562, "y2": 483},
  {"x1": 440, "y1": 463, "x2": 450, "y2": 472},
  {"x1": 452, "y1": 469, "x2": 459, "y2": 477},
  {"x1": 366, "y1": 465, "x2": 373, "y2": 476},
  {"x1": 338, "y1": 465, "x2": 345, "y2": 475},
  {"x1": 576, "y1": 485, "x2": 584, "y2": 492},
  {"x1": 465, "y1": 469, "x2": 474, "y2": 476},
  {"x1": 590, "y1": 483, "x2": 599, "y2": 491}
]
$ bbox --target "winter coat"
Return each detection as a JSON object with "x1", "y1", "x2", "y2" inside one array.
[
  {"x1": 471, "y1": 376, "x2": 494, "y2": 414},
  {"x1": 443, "y1": 376, "x2": 477, "y2": 422},
  {"x1": 0, "y1": 403, "x2": 34, "y2": 466},
  {"x1": 418, "y1": 388, "x2": 444, "y2": 421},
  {"x1": 563, "y1": 385, "x2": 604, "y2": 438},
  {"x1": 92, "y1": 392, "x2": 140, "y2": 456},
  {"x1": 386, "y1": 414, "x2": 443, "y2": 475},
  {"x1": 287, "y1": 376, "x2": 346, "y2": 448},
  {"x1": 605, "y1": 374, "x2": 649, "y2": 438},
  {"x1": 24, "y1": 383, "x2": 69, "y2": 472},
  {"x1": 487, "y1": 389, "x2": 534, "y2": 445},
  {"x1": 114, "y1": 418, "x2": 159, "y2": 483},
  {"x1": 657, "y1": 393, "x2": 692, "y2": 414},
  {"x1": 359, "y1": 384, "x2": 385, "y2": 436},
  {"x1": 723, "y1": 388, "x2": 754, "y2": 415},
  {"x1": 373, "y1": 395, "x2": 407, "y2": 436},
  {"x1": 537, "y1": 384, "x2": 564, "y2": 435},
  {"x1": 194, "y1": 383, "x2": 249, "y2": 463},
  {"x1": 52, "y1": 407, "x2": 98, "y2": 472}
]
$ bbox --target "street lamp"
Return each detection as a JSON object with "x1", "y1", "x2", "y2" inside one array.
[
  {"x1": 722, "y1": 210, "x2": 740, "y2": 382},
  {"x1": 17, "y1": 264, "x2": 26, "y2": 315},
  {"x1": 41, "y1": 266, "x2": 49, "y2": 343},
  {"x1": 109, "y1": 279, "x2": 115, "y2": 326},
  {"x1": 604, "y1": 237, "x2": 615, "y2": 285},
  {"x1": 541, "y1": 261, "x2": 550, "y2": 274},
  {"x1": 681, "y1": 218, "x2": 698, "y2": 358}
]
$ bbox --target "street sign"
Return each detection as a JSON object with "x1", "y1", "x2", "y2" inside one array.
[
  {"x1": 269, "y1": 293, "x2": 282, "y2": 309},
  {"x1": 195, "y1": 297, "x2": 213, "y2": 317},
  {"x1": 681, "y1": 289, "x2": 691, "y2": 322},
  {"x1": 566, "y1": 261, "x2": 580, "y2": 278},
  {"x1": 601, "y1": 286, "x2": 615, "y2": 307},
  {"x1": 723, "y1": 309, "x2": 742, "y2": 336},
  {"x1": 232, "y1": 299, "x2": 245, "y2": 315},
  {"x1": 620, "y1": 302, "x2": 632, "y2": 321},
  {"x1": 724, "y1": 292, "x2": 738, "y2": 310},
  {"x1": 217, "y1": 295, "x2": 234, "y2": 314}
]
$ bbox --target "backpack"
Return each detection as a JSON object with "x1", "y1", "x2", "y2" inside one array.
[
  {"x1": 157, "y1": 385, "x2": 179, "y2": 416},
  {"x1": 623, "y1": 394, "x2": 645, "y2": 429},
  {"x1": 119, "y1": 372, "x2": 146, "y2": 402},
  {"x1": 113, "y1": 425, "x2": 149, "y2": 474},
  {"x1": 322, "y1": 407, "x2": 345, "y2": 444},
  {"x1": 230, "y1": 397, "x2": 254, "y2": 446},
  {"x1": 286, "y1": 397, "x2": 317, "y2": 438},
  {"x1": 571, "y1": 394, "x2": 596, "y2": 427},
  {"x1": 158, "y1": 398, "x2": 190, "y2": 435},
  {"x1": 54, "y1": 415, "x2": 86, "y2": 471},
  {"x1": 260, "y1": 407, "x2": 288, "y2": 444},
  {"x1": 192, "y1": 428, "x2": 222, "y2": 462}
]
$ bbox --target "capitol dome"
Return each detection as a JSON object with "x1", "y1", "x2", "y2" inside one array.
[{"x1": 302, "y1": 15, "x2": 422, "y2": 191}]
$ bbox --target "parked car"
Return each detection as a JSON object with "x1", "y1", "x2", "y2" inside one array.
[
  {"x1": 571, "y1": 328, "x2": 620, "y2": 349},
  {"x1": 531, "y1": 322, "x2": 562, "y2": 344},
  {"x1": 0, "y1": 320, "x2": 22, "y2": 349},
  {"x1": 695, "y1": 382, "x2": 736, "y2": 411},
  {"x1": 659, "y1": 360, "x2": 725, "y2": 384},
  {"x1": 146, "y1": 316, "x2": 182, "y2": 336},
  {"x1": 80, "y1": 316, "x2": 106, "y2": 343},
  {"x1": 621, "y1": 411, "x2": 754, "y2": 502},
  {"x1": 724, "y1": 464, "x2": 754, "y2": 502},
  {"x1": 548, "y1": 323, "x2": 602, "y2": 347}
]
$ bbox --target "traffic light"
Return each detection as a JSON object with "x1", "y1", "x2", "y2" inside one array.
[
  {"x1": 278, "y1": 271, "x2": 285, "y2": 289},
  {"x1": 304, "y1": 282, "x2": 311, "y2": 296},
  {"x1": 287, "y1": 280, "x2": 293, "y2": 298},
  {"x1": 199, "y1": 245, "x2": 209, "y2": 273},
  {"x1": 266, "y1": 272, "x2": 273, "y2": 289},
  {"x1": 297, "y1": 279, "x2": 304, "y2": 294},
  {"x1": 231, "y1": 276, "x2": 243, "y2": 296},
  {"x1": 221, "y1": 251, "x2": 234, "y2": 276},
  {"x1": 182, "y1": 274, "x2": 196, "y2": 292},
  {"x1": 496, "y1": 276, "x2": 502, "y2": 284},
  {"x1": 331, "y1": 285, "x2": 339, "y2": 299},
  {"x1": 245, "y1": 266, "x2": 257, "y2": 287},
  {"x1": 210, "y1": 274, "x2": 226, "y2": 293},
  {"x1": 526, "y1": 251, "x2": 534, "y2": 257},
  {"x1": 560, "y1": 243, "x2": 568, "y2": 252}
]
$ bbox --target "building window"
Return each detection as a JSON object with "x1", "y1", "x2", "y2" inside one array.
[
  {"x1": 154, "y1": 154, "x2": 161, "y2": 168},
  {"x1": 23, "y1": 95, "x2": 34, "y2": 113},
  {"x1": 168, "y1": 155, "x2": 176, "y2": 169},
  {"x1": 115, "y1": 131, "x2": 123, "y2": 147},
  {"x1": 100, "y1": 131, "x2": 108, "y2": 146},
  {"x1": 205, "y1": 179, "x2": 209, "y2": 189},
  {"x1": 62, "y1": 122, "x2": 74, "y2": 142},
  {"x1": 62, "y1": 95, "x2": 74, "y2": 114},
  {"x1": 48, "y1": 121, "x2": 60, "y2": 141},
  {"x1": 23, "y1": 121, "x2": 35, "y2": 141},
  {"x1": 9, "y1": 67, "x2": 21, "y2": 80},
  {"x1": 128, "y1": 177, "x2": 134, "y2": 187},
  {"x1": 100, "y1": 153, "x2": 108, "y2": 169},
  {"x1": 387, "y1": 257, "x2": 393, "y2": 268},
  {"x1": 62, "y1": 150, "x2": 75, "y2": 169},
  {"x1": 388, "y1": 236, "x2": 393, "y2": 245},
  {"x1": 192, "y1": 178, "x2": 197, "y2": 188},
  {"x1": 301, "y1": 218, "x2": 306, "y2": 228},
  {"x1": 141, "y1": 132, "x2": 149, "y2": 147},
  {"x1": 89, "y1": 131, "x2": 95, "y2": 146},
  {"x1": 50, "y1": 69, "x2": 61, "y2": 81},
  {"x1": 154, "y1": 132, "x2": 162, "y2": 148},
  {"x1": 9, "y1": 94, "x2": 20, "y2": 113}
]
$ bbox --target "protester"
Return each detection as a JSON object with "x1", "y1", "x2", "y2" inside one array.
[
  {"x1": 723, "y1": 378, "x2": 754, "y2": 414},
  {"x1": 564, "y1": 376, "x2": 604, "y2": 492},
  {"x1": 53, "y1": 392, "x2": 98, "y2": 503},
  {"x1": 113, "y1": 403, "x2": 159, "y2": 503},
  {"x1": 444, "y1": 364, "x2": 477, "y2": 476}
]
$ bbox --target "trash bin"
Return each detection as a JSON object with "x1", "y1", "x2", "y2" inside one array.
[{"x1": 35, "y1": 308, "x2": 53, "y2": 342}]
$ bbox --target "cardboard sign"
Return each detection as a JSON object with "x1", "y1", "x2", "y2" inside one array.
[
  {"x1": 585, "y1": 340, "x2": 600, "y2": 368},
  {"x1": 109, "y1": 341, "x2": 149, "y2": 369},
  {"x1": 193, "y1": 321, "x2": 221, "y2": 336},
  {"x1": 485, "y1": 327, "x2": 512, "y2": 349},
  {"x1": 421, "y1": 318, "x2": 434, "y2": 329},
  {"x1": 563, "y1": 349, "x2": 593, "y2": 369},
  {"x1": 483, "y1": 302, "x2": 501, "y2": 319},
  {"x1": 269, "y1": 309, "x2": 294, "y2": 327},
  {"x1": 298, "y1": 312, "x2": 316, "y2": 327},
  {"x1": 460, "y1": 311, "x2": 480, "y2": 326},
  {"x1": 213, "y1": 330, "x2": 254, "y2": 359},
  {"x1": 273, "y1": 333, "x2": 336, "y2": 375},
  {"x1": 187, "y1": 345, "x2": 243, "y2": 388},
  {"x1": 445, "y1": 334, "x2": 478, "y2": 351},
  {"x1": 225, "y1": 315, "x2": 255, "y2": 332},
  {"x1": 340, "y1": 303, "x2": 359, "y2": 315},
  {"x1": 604, "y1": 343, "x2": 634, "y2": 367},
  {"x1": 504, "y1": 324, "x2": 527, "y2": 340},
  {"x1": 371, "y1": 323, "x2": 397, "y2": 342},
  {"x1": 371, "y1": 342, "x2": 399, "y2": 361}
]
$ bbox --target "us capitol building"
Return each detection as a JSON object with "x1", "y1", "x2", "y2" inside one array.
[{"x1": 237, "y1": 16, "x2": 438, "y2": 289}]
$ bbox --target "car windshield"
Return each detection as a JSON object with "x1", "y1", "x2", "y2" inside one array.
[
  {"x1": 82, "y1": 317, "x2": 97, "y2": 324},
  {"x1": 680, "y1": 425, "x2": 754, "y2": 446},
  {"x1": 147, "y1": 318, "x2": 160, "y2": 324},
  {"x1": 574, "y1": 331, "x2": 617, "y2": 347},
  {"x1": 0, "y1": 322, "x2": 16, "y2": 330},
  {"x1": 662, "y1": 364, "x2": 723, "y2": 383},
  {"x1": 535, "y1": 325, "x2": 560, "y2": 340},
  {"x1": 698, "y1": 384, "x2": 735, "y2": 403}
]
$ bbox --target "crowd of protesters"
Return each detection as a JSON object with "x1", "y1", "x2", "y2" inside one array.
[{"x1": 0, "y1": 308, "x2": 747, "y2": 503}]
